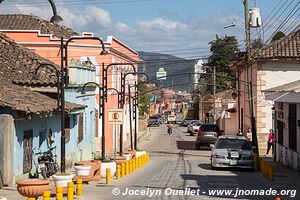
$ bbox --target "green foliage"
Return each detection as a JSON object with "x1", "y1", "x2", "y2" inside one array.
[
  {"x1": 251, "y1": 37, "x2": 264, "y2": 49},
  {"x1": 271, "y1": 31, "x2": 285, "y2": 42},
  {"x1": 201, "y1": 35, "x2": 238, "y2": 94},
  {"x1": 138, "y1": 81, "x2": 150, "y2": 116}
]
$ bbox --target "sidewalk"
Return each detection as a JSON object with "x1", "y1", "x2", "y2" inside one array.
[
  {"x1": 0, "y1": 129, "x2": 152, "y2": 200},
  {"x1": 261, "y1": 156, "x2": 300, "y2": 192}
]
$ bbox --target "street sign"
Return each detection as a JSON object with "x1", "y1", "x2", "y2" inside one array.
[
  {"x1": 108, "y1": 108, "x2": 123, "y2": 125},
  {"x1": 156, "y1": 67, "x2": 167, "y2": 80}
]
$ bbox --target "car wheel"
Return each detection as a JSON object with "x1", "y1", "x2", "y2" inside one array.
[
  {"x1": 190, "y1": 132, "x2": 194, "y2": 136},
  {"x1": 210, "y1": 158, "x2": 216, "y2": 170},
  {"x1": 195, "y1": 143, "x2": 201, "y2": 150}
]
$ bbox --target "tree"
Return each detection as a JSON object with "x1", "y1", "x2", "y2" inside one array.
[
  {"x1": 202, "y1": 35, "x2": 238, "y2": 94},
  {"x1": 138, "y1": 81, "x2": 150, "y2": 116},
  {"x1": 251, "y1": 37, "x2": 264, "y2": 49},
  {"x1": 271, "y1": 31, "x2": 285, "y2": 42}
]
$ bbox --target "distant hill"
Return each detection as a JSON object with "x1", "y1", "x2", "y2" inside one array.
[{"x1": 137, "y1": 51, "x2": 196, "y2": 91}]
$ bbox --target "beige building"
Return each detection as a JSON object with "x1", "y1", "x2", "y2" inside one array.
[{"x1": 231, "y1": 29, "x2": 300, "y2": 154}]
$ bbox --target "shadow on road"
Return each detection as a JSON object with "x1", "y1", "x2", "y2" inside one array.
[
  {"x1": 149, "y1": 150, "x2": 210, "y2": 158},
  {"x1": 176, "y1": 140, "x2": 196, "y2": 150},
  {"x1": 180, "y1": 174, "x2": 275, "y2": 200}
]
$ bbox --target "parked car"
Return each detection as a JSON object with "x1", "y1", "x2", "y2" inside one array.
[
  {"x1": 181, "y1": 119, "x2": 195, "y2": 127},
  {"x1": 148, "y1": 116, "x2": 160, "y2": 127},
  {"x1": 153, "y1": 114, "x2": 163, "y2": 124},
  {"x1": 195, "y1": 124, "x2": 223, "y2": 149},
  {"x1": 210, "y1": 136, "x2": 254, "y2": 169},
  {"x1": 187, "y1": 121, "x2": 202, "y2": 136}
]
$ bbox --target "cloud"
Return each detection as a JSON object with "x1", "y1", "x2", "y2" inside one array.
[{"x1": 0, "y1": 1, "x2": 245, "y2": 58}]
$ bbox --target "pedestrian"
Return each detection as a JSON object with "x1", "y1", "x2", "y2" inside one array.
[
  {"x1": 246, "y1": 128, "x2": 252, "y2": 146},
  {"x1": 266, "y1": 129, "x2": 274, "y2": 156},
  {"x1": 236, "y1": 129, "x2": 243, "y2": 136}
]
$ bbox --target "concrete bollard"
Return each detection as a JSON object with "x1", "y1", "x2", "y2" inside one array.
[
  {"x1": 43, "y1": 191, "x2": 51, "y2": 200},
  {"x1": 76, "y1": 179, "x2": 83, "y2": 197},
  {"x1": 67, "y1": 181, "x2": 74, "y2": 200},
  {"x1": 56, "y1": 186, "x2": 63, "y2": 200},
  {"x1": 121, "y1": 163, "x2": 125, "y2": 177},
  {"x1": 106, "y1": 168, "x2": 111, "y2": 185},
  {"x1": 117, "y1": 165, "x2": 121, "y2": 179}
]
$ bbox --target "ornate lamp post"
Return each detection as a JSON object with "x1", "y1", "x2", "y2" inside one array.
[
  {"x1": 103, "y1": 63, "x2": 136, "y2": 156},
  {"x1": 60, "y1": 36, "x2": 107, "y2": 170}
]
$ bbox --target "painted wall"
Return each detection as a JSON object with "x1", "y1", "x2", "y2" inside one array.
[{"x1": 3, "y1": 31, "x2": 140, "y2": 154}]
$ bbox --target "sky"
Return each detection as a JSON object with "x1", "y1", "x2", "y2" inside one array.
[{"x1": 0, "y1": 0, "x2": 297, "y2": 59}]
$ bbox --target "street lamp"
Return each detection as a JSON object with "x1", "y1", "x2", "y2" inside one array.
[
  {"x1": 103, "y1": 63, "x2": 136, "y2": 155},
  {"x1": 34, "y1": 62, "x2": 66, "y2": 172},
  {"x1": 48, "y1": 0, "x2": 63, "y2": 23},
  {"x1": 60, "y1": 36, "x2": 108, "y2": 168}
]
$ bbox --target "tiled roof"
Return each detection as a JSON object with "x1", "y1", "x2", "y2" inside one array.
[
  {"x1": 254, "y1": 29, "x2": 300, "y2": 59},
  {"x1": 0, "y1": 32, "x2": 59, "y2": 86},
  {"x1": 0, "y1": 80, "x2": 85, "y2": 114},
  {"x1": 0, "y1": 14, "x2": 79, "y2": 38}
]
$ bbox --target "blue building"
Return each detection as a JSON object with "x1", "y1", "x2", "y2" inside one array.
[{"x1": 0, "y1": 33, "x2": 96, "y2": 185}]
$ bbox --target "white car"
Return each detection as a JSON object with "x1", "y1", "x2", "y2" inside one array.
[
  {"x1": 210, "y1": 136, "x2": 254, "y2": 169},
  {"x1": 187, "y1": 121, "x2": 201, "y2": 136}
]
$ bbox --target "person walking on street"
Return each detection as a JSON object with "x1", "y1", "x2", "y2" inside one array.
[
  {"x1": 246, "y1": 128, "x2": 252, "y2": 146},
  {"x1": 266, "y1": 129, "x2": 274, "y2": 156}
]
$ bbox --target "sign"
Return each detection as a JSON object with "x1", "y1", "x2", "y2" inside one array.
[
  {"x1": 156, "y1": 68, "x2": 167, "y2": 80},
  {"x1": 108, "y1": 108, "x2": 123, "y2": 125}
]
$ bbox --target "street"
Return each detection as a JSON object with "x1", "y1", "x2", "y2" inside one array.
[
  {"x1": 1, "y1": 124, "x2": 299, "y2": 200},
  {"x1": 81, "y1": 125, "x2": 299, "y2": 200}
]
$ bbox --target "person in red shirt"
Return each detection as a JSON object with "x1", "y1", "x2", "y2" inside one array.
[{"x1": 266, "y1": 129, "x2": 274, "y2": 156}]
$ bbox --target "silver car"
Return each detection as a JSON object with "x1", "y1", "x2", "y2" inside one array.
[{"x1": 210, "y1": 136, "x2": 254, "y2": 169}]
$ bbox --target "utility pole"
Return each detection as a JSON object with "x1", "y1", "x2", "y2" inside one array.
[
  {"x1": 213, "y1": 66, "x2": 216, "y2": 124},
  {"x1": 244, "y1": 0, "x2": 258, "y2": 154}
]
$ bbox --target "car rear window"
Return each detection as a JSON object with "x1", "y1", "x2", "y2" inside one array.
[
  {"x1": 200, "y1": 125, "x2": 219, "y2": 132},
  {"x1": 216, "y1": 139, "x2": 251, "y2": 150}
]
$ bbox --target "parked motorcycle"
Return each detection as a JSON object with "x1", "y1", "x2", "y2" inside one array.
[{"x1": 32, "y1": 146, "x2": 58, "y2": 179}]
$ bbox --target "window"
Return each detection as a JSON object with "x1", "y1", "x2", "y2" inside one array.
[
  {"x1": 78, "y1": 113, "x2": 84, "y2": 143},
  {"x1": 23, "y1": 130, "x2": 33, "y2": 174},
  {"x1": 65, "y1": 115, "x2": 71, "y2": 143}
]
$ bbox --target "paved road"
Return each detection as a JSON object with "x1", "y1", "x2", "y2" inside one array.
[
  {"x1": 83, "y1": 125, "x2": 299, "y2": 200},
  {"x1": 1, "y1": 125, "x2": 299, "y2": 199}
]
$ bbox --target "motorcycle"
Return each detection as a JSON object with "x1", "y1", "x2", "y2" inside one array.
[
  {"x1": 167, "y1": 126, "x2": 173, "y2": 135},
  {"x1": 32, "y1": 146, "x2": 58, "y2": 179}
]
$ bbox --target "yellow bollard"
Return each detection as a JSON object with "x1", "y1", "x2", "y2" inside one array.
[
  {"x1": 132, "y1": 158, "x2": 136, "y2": 171},
  {"x1": 67, "y1": 181, "x2": 74, "y2": 200},
  {"x1": 141, "y1": 155, "x2": 144, "y2": 166},
  {"x1": 129, "y1": 160, "x2": 133, "y2": 173},
  {"x1": 146, "y1": 152, "x2": 149, "y2": 163},
  {"x1": 121, "y1": 163, "x2": 125, "y2": 177},
  {"x1": 56, "y1": 186, "x2": 63, "y2": 200},
  {"x1": 76, "y1": 179, "x2": 83, "y2": 197},
  {"x1": 269, "y1": 166, "x2": 274, "y2": 181},
  {"x1": 143, "y1": 154, "x2": 146, "y2": 165},
  {"x1": 43, "y1": 191, "x2": 51, "y2": 200},
  {"x1": 106, "y1": 168, "x2": 111, "y2": 185},
  {"x1": 139, "y1": 156, "x2": 142, "y2": 168},
  {"x1": 27, "y1": 198, "x2": 36, "y2": 200},
  {"x1": 117, "y1": 165, "x2": 121, "y2": 179},
  {"x1": 125, "y1": 162, "x2": 129, "y2": 175}
]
